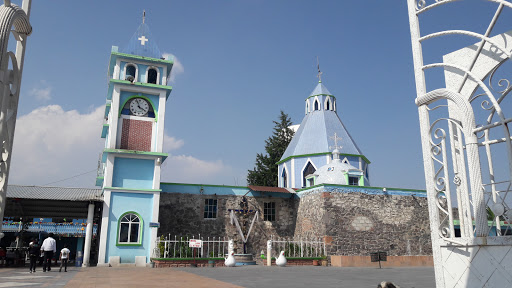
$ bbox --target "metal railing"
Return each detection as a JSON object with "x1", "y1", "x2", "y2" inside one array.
[
  {"x1": 268, "y1": 236, "x2": 326, "y2": 258},
  {"x1": 155, "y1": 234, "x2": 232, "y2": 259}
]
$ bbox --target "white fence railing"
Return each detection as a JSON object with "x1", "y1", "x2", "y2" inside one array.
[
  {"x1": 154, "y1": 234, "x2": 232, "y2": 259},
  {"x1": 267, "y1": 236, "x2": 326, "y2": 259}
]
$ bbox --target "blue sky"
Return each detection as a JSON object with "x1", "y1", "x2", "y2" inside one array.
[{"x1": 8, "y1": 0, "x2": 512, "y2": 190}]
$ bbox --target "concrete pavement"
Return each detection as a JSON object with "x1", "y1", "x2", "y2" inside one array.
[{"x1": 0, "y1": 265, "x2": 435, "y2": 287}]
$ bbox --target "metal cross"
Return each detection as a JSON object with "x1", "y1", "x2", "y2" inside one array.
[
  {"x1": 142, "y1": 10, "x2": 146, "y2": 24},
  {"x1": 317, "y1": 56, "x2": 322, "y2": 82},
  {"x1": 138, "y1": 36, "x2": 148, "y2": 45},
  {"x1": 329, "y1": 132, "x2": 343, "y2": 151}
]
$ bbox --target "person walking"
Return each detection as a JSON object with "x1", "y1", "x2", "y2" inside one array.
[
  {"x1": 59, "y1": 244, "x2": 70, "y2": 272},
  {"x1": 40, "y1": 233, "x2": 56, "y2": 272},
  {"x1": 28, "y1": 239, "x2": 39, "y2": 273}
]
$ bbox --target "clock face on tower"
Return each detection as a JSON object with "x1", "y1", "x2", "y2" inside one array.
[{"x1": 129, "y1": 98, "x2": 150, "y2": 116}]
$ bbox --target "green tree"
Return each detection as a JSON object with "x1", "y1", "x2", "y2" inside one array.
[{"x1": 247, "y1": 111, "x2": 294, "y2": 186}]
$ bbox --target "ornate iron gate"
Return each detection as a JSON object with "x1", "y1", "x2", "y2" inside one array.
[{"x1": 407, "y1": 1, "x2": 512, "y2": 287}]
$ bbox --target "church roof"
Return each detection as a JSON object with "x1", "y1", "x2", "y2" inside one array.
[
  {"x1": 315, "y1": 159, "x2": 361, "y2": 186},
  {"x1": 280, "y1": 82, "x2": 366, "y2": 162},
  {"x1": 121, "y1": 22, "x2": 162, "y2": 59},
  {"x1": 309, "y1": 82, "x2": 332, "y2": 96}
]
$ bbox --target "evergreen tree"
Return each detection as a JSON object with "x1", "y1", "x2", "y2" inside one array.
[{"x1": 247, "y1": 111, "x2": 294, "y2": 186}]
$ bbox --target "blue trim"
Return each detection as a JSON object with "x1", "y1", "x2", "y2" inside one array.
[{"x1": 101, "y1": 124, "x2": 109, "y2": 138}]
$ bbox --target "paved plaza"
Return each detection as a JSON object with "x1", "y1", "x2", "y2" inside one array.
[{"x1": 0, "y1": 265, "x2": 435, "y2": 287}]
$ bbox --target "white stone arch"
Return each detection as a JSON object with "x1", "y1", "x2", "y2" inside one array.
[
  {"x1": 281, "y1": 163, "x2": 289, "y2": 188},
  {"x1": 313, "y1": 97, "x2": 320, "y2": 111},
  {"x1": 301, "y1": 159, "x2": 317, "y2": 187},
  {"x1": 123, "y1": 62, "x2": 138, "y2": 82},
  {"x1": 324, "y1": 96, "x2": 333, "y2": 111},
  {"x1": 145, "y1": 65, "x2": 160, "y2": 85}
]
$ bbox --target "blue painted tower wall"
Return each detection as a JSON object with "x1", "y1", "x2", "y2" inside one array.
[
  {"x1": 105, "y1": 192, "x2": 154, "y2": 263},
  {"x1": 112, "y1": 158, "x2": 155, "y2": 189}
]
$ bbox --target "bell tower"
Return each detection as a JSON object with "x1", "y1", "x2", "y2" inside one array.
[{"x1": 96, "y1": 13, "x2": 174, "y2": 266}]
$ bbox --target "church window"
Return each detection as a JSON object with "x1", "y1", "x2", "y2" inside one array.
[
  {"x1": 125, "y1": 64, "x2": 137, "y2": 82},
  {"x1": 306, "y1": 101, "x2": 310, "y2": 114},
  {"x1": 147, "y1": 67, "x2": 158, "y2": 84},
  {"x1": 349, "y1": 176, "x2": 359, "y2": 186},
  {"x1": 264, "y1": 202, "x2": 276, "y2": 221},
  {"x1": 326, "y1": 100, "x2": 330, "y2": 110},
  {"x1": 204, "y1": 199, "x2": 218, "y2": 219},
  {"x1": 117, "y1": 212, "x2": 142, "y2": 245},
  {"x1": 314, "y1": 100, "x2": 319, "y2": 111},
  {"x1": 303, "y1": 162, "x2": 316, "y2": 187},
  {"x1": 282, "y1": 169, "x2": 287, "y2": 188}
]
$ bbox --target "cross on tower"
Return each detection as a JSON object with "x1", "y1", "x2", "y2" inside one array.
[
  {"x1": 329, "y1": 132, "x2": 343, "y2": 151},
  {"x1": 317, "y1": 56, "x2": 323, "y2": 82}
]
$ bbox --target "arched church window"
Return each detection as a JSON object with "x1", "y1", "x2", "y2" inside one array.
[
  {"x1": 314, "y1": 100, "x2": 319, "y2": 111},
  {"x1": 326, "y1": 100, "x2": 330, "y2": 110},
  {"x1": 117, "y1": 212, "x2": 142, "y2": 245},
  {"x1": 306, "y1": 101, "x2": 310, "y2": 114},
  {"x1": 282, "y1": 169, "x2": 287, "y2": 188},
  {"x1": 147, "y1": 68, "x2": 158, "y2": 84},
  {"x1": 303, "y1": 162, "x2": 316, "y2": 187},
  {"x1": 125, "y1": 64, "x2": 137, "y2": 82}
]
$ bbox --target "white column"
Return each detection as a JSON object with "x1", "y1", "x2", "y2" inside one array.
[{"x1": 82, "y1": 203, "x2": 95, "y2": 267}]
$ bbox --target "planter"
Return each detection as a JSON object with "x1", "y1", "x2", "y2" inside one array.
[
  {"x1": 208, "y1": 260, "x2": 215, "y2": 268},
  {"x1": 321, "y1": 260, "x2": 328, "y2": 266},
  {"x1": 312, "y1": 260, "x2": 319, "y2": 266}
]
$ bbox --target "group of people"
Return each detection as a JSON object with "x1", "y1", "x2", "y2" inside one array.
[{"x1": 28, "y1": 233, "x2": 71, "y2": 273}]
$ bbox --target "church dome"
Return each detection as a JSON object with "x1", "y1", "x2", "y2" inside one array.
[{"x1": 315, "y1": 158, "x2": 360, "y2": 185}]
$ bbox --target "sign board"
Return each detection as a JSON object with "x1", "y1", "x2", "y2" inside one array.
[
  {"x1": 189, "y1": 239, "x2": 203, "y2": 248},
  {"x1": 149, "y1": 222, "x2": 160, "y2": 228}
]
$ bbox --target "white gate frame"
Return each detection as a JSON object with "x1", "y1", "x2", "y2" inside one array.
[{"x1": 407, "y1": 1, "x2": 512, "y2": 287}]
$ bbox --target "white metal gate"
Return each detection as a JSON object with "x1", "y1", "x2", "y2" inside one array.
[{"x1": 407, "y1": 1, "x2": 512, "y2": 287}]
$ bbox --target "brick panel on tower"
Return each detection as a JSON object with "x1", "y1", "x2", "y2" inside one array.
[{"x1": 120, "y1": 119, "x2": 152, "y2": 151}]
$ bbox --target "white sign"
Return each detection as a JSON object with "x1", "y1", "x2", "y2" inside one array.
[{"x1": 189, "y1": 239, "x2": 202, "y2": 248}]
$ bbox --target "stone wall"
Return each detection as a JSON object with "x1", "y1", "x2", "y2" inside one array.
[
  {"x1": 294, "y1": 187, "x2": 431, "y2": 257},
  {"x1": 158, "y1": 192, "x2": 298, "y2": 256}
]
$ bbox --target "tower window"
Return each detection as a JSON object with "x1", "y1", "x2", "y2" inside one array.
[
  {"x1": 349, "y1": 176, "x2": 359, "y2": 186},
  {"x1": 125, "y1": 64, "x2": 137, "y2": 82},
  {"x1": 117, "y1": 212, "x2": 142, "y2": 245},
  {"x1": 326, "y1": 100, "x2": 330, "y2": 110},
  {"x1": 204, "y1": 199, "x2": 217, "y2": 219},
  {"x1": 282, "y1": 169, "x2": 287, "y2": 188},
  {"x1": 303, "y1": 162, "x2": 316, "y2": 187},
  {"x1": 147, "y1": 68, "x2": 158, "y2": 84},
  {"x1": 264, "y1": 202, "x2": 276, "y2": 221},
  {"x1": 314, "y1": 100, "x2": 319, "y2": 111}
]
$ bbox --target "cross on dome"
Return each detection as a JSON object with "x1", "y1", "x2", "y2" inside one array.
[
  {"x1": 138, "y1": 35, "x2": 148, "y2": 45},
  {"x1": 317, "y1": 56, "x2": 323, "y2": 83},
  {"x1": 329, "y1": 132, "x2": 343, "y2": 151}
]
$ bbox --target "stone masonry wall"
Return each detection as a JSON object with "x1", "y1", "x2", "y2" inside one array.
[
  {"x1": 158, "y1": 193, "x2": 298, "y2": 256},
  {"x1": 295, "y1": 189, "x2": 431, "y2": 257}
]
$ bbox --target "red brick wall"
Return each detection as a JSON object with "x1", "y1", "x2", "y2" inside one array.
[{"x1": 120, "y1": 119, "x2": 152, "y2": 151}]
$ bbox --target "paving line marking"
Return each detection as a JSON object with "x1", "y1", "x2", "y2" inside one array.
[
  {"x1": 0, "y1": 282, "x2": 41, "y2": 287},
  {"x1": 0, "y1": 275, "x2": 53, "y2": 280}
]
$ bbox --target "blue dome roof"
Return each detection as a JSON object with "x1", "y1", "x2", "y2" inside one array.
[
  {"x1": 280, "y1": 82, "x2": 365, "y2": 161},
  {"x1": 121, "y1": 23, "x2": 162, "y2": 59}
]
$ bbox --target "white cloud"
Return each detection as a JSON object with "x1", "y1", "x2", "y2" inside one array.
[
  {"x1": 9, "y1": 105, "x2": 104, "y2": 187},
  {"x1": 163, "y1": 134, "x2": 184, "y2": 151},
  {"x1": 162, "y1": 52, "x2": 184, "y2": 83},
  {"x1": 161, "y1": 155, "x2": 234, "y2": 185},
  {"x1": 28, "y1": 81, "x2": 52, "y2": 101}
]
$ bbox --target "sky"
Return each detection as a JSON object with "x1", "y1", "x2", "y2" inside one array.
[{"x1": 7, "y1": 0, "x2": 512, "y2": 190}]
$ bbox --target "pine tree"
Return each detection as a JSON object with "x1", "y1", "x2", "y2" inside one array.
[{"x1": 247, "y1": 111, "x2": 294, "y2": 187}]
